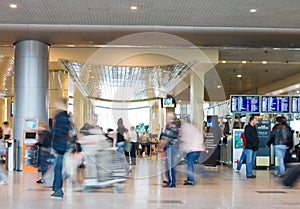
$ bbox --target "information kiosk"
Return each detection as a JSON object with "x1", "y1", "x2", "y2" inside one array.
[{"x1": 22, "y1": 118, "x2": 39, "y2": 171}]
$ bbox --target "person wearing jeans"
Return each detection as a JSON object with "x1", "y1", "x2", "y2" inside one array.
[
  {"x1": 244, "y1": 115, "x2": 259, "y2": 178},
  {"x1": 53, "y1": 152, "x2": 64, "y2": 192},
  {"x1": 117, "y1": 141, "x2": 131, "y2": 173},
  {"x1": 51, "y1": 98, "x2": 72, "y2": 199},
  {"x1": 160, "y1": 112, "x2": 179, "y2": 188},
  {"x1": 180, "y1": 121, "x2": 206, "y2": 185},
  {"x1": 244, "y1": 148, "x2": 257, "y2": 177},
  {"x1": 274, "y1": 144, "x2": 288, "y2": 176},
  {"x1": 267, "y1": 116, "x2": 293, "y2": 177},
  {"x1": 186, "y1": 152, "x2": 200, "y2": 184}
]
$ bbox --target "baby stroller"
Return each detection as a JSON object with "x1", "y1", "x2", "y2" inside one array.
[{"x1": 79, "y1": 123, "x2": 127, "y2": 193}]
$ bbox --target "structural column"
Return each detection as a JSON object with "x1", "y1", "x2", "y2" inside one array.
[
  {"x1": 14, "y1": 40, "x2": 49, "y2": 171},
  {"x1": 190, "y1": 71, "x2": 204, "y2": 130},
  {"x1": 73, "y1": 86, "x2": 92, "y2": 130},
  {"x1": 49, "y1": 69, "x2": 68, "y2": 119},
  {"x1": 0, "y1": 98, "x2": 5, "y2": 125}
]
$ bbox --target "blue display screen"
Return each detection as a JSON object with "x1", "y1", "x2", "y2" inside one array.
[
  {"x1": 291, "y1": 96, "x2": 300, "y2": 113},
  {"x1": 261, "y1": 96, "x2": 290, "y2": 113},
  {"x1": 230, "y1": 95, "x2": 260, "y2": 113}
]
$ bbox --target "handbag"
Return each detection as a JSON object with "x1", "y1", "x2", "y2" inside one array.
[{"x1": 124, "y1": 141, "x2": 132, "y2": 152}]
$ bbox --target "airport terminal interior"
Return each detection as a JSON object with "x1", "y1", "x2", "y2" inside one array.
[{"x1": 1, "y1": 0, "x2": 300, "y2": 208}]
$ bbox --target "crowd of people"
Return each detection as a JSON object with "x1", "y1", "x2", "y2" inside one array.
[{"x1": 1, "y1": 101, "x2": 300, "y2": 198}]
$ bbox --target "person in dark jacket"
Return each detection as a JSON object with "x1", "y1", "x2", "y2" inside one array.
[
  {"x1": 51, "y1": 98, "x2": 72, "y2": 199},
  {"x1": 36, "y1": 122, "x2": 52, "y2": 184},
  {"x1": 267, "y1": 116, "x2": 293, "y2": 177},
  {"x1": 244, "y1": 115, "x2": 259, "y2": 178}
]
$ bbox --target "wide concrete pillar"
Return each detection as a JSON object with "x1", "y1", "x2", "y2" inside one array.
[
  {"x1": 190, "y1": 71, "x2": 204, "y2": 130},
  {"x1": 14, "y1": 40, "x2": 49, "y2": 171},
  {"x1": 49, "y1": 69, "x2": 68, "y2": 119}
]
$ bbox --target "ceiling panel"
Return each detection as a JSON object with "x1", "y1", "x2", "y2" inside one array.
[{"x1": 0, "y1": 0, "x2": 300, "y2": 28}]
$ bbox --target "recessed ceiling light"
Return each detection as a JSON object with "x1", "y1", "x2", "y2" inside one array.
[
  {"x1": 130, "y1": 5, "x2": 138, "y2": 10},
  {"x1": 241, "y1": 61, "x2": 247, "y2": 64},
  {"x1": 221, "y1": 60, "x2": 227, "y2": 64},
  {"x1": 262, "y1": 61, "x2": 267, "y2": 64},
  {"x1": 250, "y1": 9, "x2": 257, "y2": 13},
  {"x1": 91, "y1": 76, "x2": 94, "y2": 79},
  {"x1": 4, "y1": 88, "x2": 7, "y2": 91},
  {"x1": 178, "y1": 100, "x2": 182, "y2": 103},
  {"x1": 10, "y1": 4, "x2": 17, "y2": 9},
  {"x1": 279, "y1": 90, "x2": 283, "y2": 93},
  {"x1": 237, "y1": 74, "x2": 242, "y2": 78},
  {"x1": 217, "y1": 85, "x2": 222, "y2": 89},
  {"x1": 297, "y1": 90, "x2": 300, "y2": 94}
]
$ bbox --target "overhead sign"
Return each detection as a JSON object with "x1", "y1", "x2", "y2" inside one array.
[
  {"x1": 261, "y1": 96, "x2": 289, "y2": 113},
  {"x1": 291, "y1": 96, "x2": 300, "y2": 113},
  {"x1": 230, "y1": 95, "x2": 260, "y2": 113}
]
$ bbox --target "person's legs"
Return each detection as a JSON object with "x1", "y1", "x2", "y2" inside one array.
[
  {"x1": 124, "y1": 150, "x2": 130, "y2": 164},
  {"x1": 117, "y1": 142, "x2": 131, "y2": 173},
  {"x1": 169, "y1": 145, "x2": 178, "y2": 187},
  {"x1": 165, "y1": 144, "x2": 176, "y2": 187},
  {"x1": 130, "y1": 142, "x2": 137, "y2": 165},
  {"x1": 41, "y1": 155, "x2": 49, "y2": 177},
  {"x1": 252, "y1": 151, "x2": 257, "y2": 166},
  {"x1": 245, "y1": 149, "x2": 254, "y2": 177},
  {"x1": 185, "y1": 151, "x2": 200, "y2": 184},
  {"x1": 274, "y1": 145, "x2": 287, "y2": 176},
  {"x1": 36, "y1": 155, "x2": 48, "y2": 183},
  {"x1": 237, "y1": 149, "x2": 246, "y2": 171},
  {"x1": 52, "y1": 153, "x2": 64, "y2": 197}
]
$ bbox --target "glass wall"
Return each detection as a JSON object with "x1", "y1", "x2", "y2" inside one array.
[{"x1": 94, "y1": 101, "x2": 150, "y2": 131}]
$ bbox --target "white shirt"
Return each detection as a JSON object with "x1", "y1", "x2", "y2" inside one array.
[{"x1": 129, "y1": 131, "x2": 138, "y2": 143}]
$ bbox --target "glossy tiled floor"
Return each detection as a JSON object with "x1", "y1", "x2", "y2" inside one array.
[{"x1": 0, "y1": 157, "x2": 299, "y2": 209}]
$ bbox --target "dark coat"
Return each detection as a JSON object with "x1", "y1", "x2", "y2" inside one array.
[
  {"x1": 267, "y1": 124, "x2": 293, "y2": 148},
  {"x1": 244, "y1": 124, "x2": 259, "y2": 151},
  {"x1": 52, "y1": 111, "x2": 72, "y2": 153}
]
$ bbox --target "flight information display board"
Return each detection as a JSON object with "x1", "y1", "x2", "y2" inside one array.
[
  {"x1": 291, "y1": 96, "x2": 300, "y2": 113},
  {"x1": 230, "y1": 95, "x2": 260, "y2": 113},
  {"x1": 261, "y1": 96, "x2": 290, "y2": 113}
]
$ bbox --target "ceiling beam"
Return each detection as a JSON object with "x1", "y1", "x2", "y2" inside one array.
[
  {"x1": 1, "y1": 25, "x2": 300, "y2": 48},
  {"x1": 257, "y1": 72, "x2": 300, "y2": 95}
]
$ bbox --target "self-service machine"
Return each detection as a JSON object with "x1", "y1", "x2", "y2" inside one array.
[{"x1": 22, "y1": 118, "x2": 39, "y2": 171}]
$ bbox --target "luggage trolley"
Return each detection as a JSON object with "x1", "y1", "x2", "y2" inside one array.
[{"x1": 80, "y1": 130, "x2": 127, "y2": 193}]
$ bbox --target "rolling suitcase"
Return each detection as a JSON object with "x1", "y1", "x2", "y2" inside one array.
[{"x1": 282, "y1": 164, "x2": 300, "y2": 187}]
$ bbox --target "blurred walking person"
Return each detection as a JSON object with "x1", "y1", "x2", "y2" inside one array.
[
  {"x1": 180, "y1": 120, "x2": 206, "y2": 185},
  {"x1": 160, "y1": 112, "x2": 179, "y2": 188},
  {"x1": 116, "y1": 118, "x2": 131, "y2": 174},
  {"x1": 129, "y1": 126, "x2": 138, "y2": 165},
  {"x1": 36, "y1": 122, "x2": 53, "y2": 184},
  {"x1": 51, "y1": 98, "x2": 72, "y2": 199}
]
